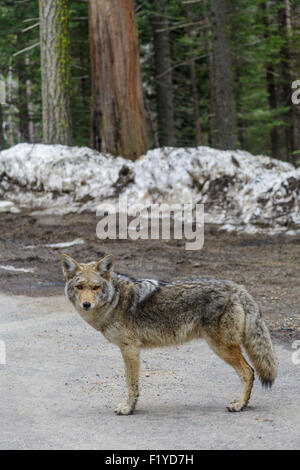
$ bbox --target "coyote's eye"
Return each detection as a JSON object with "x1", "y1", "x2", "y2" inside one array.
[
  {"x1": 76, "y1": 285, "x2": 83, "y2": 290},
  {"x1": 92, "y1": 285, "x2": 100, "y2": 291}
]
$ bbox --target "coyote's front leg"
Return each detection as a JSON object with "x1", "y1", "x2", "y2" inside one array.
[{"x1": 115, "y1": 345, "x2": 140, "y2": 415}]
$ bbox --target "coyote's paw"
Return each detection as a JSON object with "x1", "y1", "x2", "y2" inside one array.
[
  {"x1": 114, "y1": 403, "x2": 134, "y2": 415},
  {"x1": 227, "y1": 400, "x2": 245, "y2": 412}
]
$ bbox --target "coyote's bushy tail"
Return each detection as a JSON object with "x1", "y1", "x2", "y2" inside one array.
[{"x1": 241, "y1": 291, "x2": 277, "y2": 387}]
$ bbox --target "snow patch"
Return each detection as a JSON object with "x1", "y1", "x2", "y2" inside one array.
[
  {"x1": 0, "y1": 143, "x2": 299, "y2": 235},
  {"x1": 0, "y1": 265, "x2": 35, "y2": 273},
  {"x1": 25, "y1": 238, "x2": 85, "y2": 250},
  {"x1": 0, "y1": 200, "x2": 20, "y2": 213},
  {"x1": 44, "y1": 238, "x2": 85, "y2": 249}
]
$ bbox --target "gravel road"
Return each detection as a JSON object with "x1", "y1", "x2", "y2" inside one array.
[{"x1": 0, "y1": 291, "x2": 299, "y2": 450}]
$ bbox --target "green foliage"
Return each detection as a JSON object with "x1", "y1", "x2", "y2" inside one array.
[
  {"x1": 0, "y1": 0, "x2": 90, "y2": 148},
  {"x1": 0, "y1": 0, "x2": 299, "y2": 160}
]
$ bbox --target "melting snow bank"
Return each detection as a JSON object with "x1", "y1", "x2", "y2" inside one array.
[{"x1": 0, "y1": 143, "x2": 299, "y2": 235}]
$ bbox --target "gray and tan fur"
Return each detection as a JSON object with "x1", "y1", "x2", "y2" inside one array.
[{"x1": 61, "y1": 253, "x2": 277, "y2": 415}]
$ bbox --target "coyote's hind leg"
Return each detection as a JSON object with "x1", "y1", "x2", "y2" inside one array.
[{"x1": 208, "y1": 341, "x2": 254, "y2": 412}]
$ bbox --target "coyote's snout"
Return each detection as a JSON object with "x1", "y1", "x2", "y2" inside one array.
[{"x1": 61, "y1": 253, "x2": 277, "y2": 415}]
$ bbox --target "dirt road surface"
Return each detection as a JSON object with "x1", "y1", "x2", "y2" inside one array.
[
  {"x1": 0, "y1": 292, "x2": 299, "y2": 450},
  {"x1": 0, "y1": 212, "x2": 299, "y2": 449}
]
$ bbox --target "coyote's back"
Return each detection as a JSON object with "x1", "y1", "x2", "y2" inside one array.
[{"x1": 61, "y1": 253, "x2": 277, "y2": 415}]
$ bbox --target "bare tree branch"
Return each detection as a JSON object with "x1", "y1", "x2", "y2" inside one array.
[
  {"x1": 155, "y1": 20, "x2": 206, "y2": 33},
  {"x1": 13, "y1": 42, "x2": 40, "y2": 57},
  {"x1": 22, "y1": 22, "x2": 40, "y2": 33}
]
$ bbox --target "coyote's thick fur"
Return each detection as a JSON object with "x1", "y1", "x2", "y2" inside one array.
[{"x1": 61, "y1": 253, "x2": 277, "y2": 415}]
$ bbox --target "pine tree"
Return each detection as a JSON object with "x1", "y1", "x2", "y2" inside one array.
[
  {"x1": 151, "y1": 0, "x2": 176, "y2": 146},
  {"x1": 211, "y1": 0, "x2": 238, "y2": 149},
  {"x1": 39, "y1": 0, "x2": 73, "y2": 145},
  {"x1": 88, "y1": 0, "x2": 149, "y2": 159}
]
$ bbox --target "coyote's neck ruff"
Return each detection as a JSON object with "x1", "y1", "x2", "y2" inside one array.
[{"x1": 61, "y1": 253, "x2": 277, "y2": 415}]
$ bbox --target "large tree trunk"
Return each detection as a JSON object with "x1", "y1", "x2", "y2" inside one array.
[
  {"x1": 39, "y1": 0, "x2": 73, "y2": 145},
  {"x1": 289, "y1": 0, "x2": 300, "y2": 163},
  {"x1": 211, "y1": 0, "x2": 237, "y2": 150},
  {"x1": 151, "y1": 0, "x2": 176, "y2": 147},
  {"x1": 234, "y1": 58, "x2": 246, "y2": 150},
  {"x1": 278, "y1": 1, "x2": 292, "y2": 161},
  {"x1": 263, "y1": 2, "x2": 280, "y2": 159},
  {"x1": 203, "y1": 0, "x2": 216, "y2": 147},
  {"x1": 88, "y1": 0, "x2": 149, "y2": 160},
  {"x1": 185, "y1": 4, "x2": 201, "y2": 146}
]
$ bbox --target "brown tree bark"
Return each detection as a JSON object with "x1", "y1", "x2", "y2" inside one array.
[
  {"x1": 185, "y1": 4, "x2": 201, "y2": 146},
  {"x1": 263, "y1": 2, "x2": 280, "y2": 159},
  {"x1": 289, "y1": 0, "x2": 300, "y2": 162},
  {"x1": 203, "y1": 0, "x2": 216, "y2": 147},
  {"x1": 151, "y1": 0, "x2": 176, "y2": 147},
  {"x1": 39, "y1": 0, "x2": 73, "y2": 145},
  {"x1": 88, "y1": 0, "x2": 149, "y2": 159},
  {"x1": 210, "y1": 0, "x2": 237, "y2": 150}
]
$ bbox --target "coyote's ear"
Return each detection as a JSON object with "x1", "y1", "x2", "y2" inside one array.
[
  {"x1": 60, "y1": 254, "x2": 81, "y2": 280},
  {"x1": 95, "y1": 254, "x2": 115, "y2": 279}
]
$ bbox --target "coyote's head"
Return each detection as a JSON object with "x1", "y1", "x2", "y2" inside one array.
[{"x1": 60, "y1": 254, "x2": 115, "y2": 312}]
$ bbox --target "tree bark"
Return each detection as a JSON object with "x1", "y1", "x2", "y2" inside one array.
[
  {"x1": 278, "y1": 0, "x2": 292, "y2": 161},
  {"x1": 25, "y1": 55, "x2": 35, "y2": 143},
  {"x1": 234, "y1": 58, "x2": 246, "y2": 150},
  {"x1": 263, "y1": 2, "x2": 280, "y2": 159},
  {"x1": 210, "y1": 0, "x2": 237, "y2": 150},
  {"x1": 289, "y1": 0, "x2": 300, "y2": 162},
  {"x1": 7, "y1": 57, "x2": 14, "y2": 147},
  {"x1": 151, "y1": 0, "x2": 176, "y2": 147},
  {"x1": 88, "y1": 0, "x2": 149, "y2": 159},
  {"x1": 17, "y1": 50, "x2": 29, "y2": 142},
  {"x1": 203, "y1": 0, "x2": 216, "y2": 147},
  {"x1": 185, "y1": 4, "x2": 201, "y2": 146},
  {"x1": 39, "y1": 0, "x2": 73, "y2": 145}
]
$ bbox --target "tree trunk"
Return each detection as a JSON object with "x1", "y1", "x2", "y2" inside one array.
[
  {"x1": 17, "y1": 50, "x2": 29, "y2": 142},
  {"x1": 210, "y1": 0, "x2": 237, "y2": 150},
  {"x1": 151, "y1": 0, "x2": 176, "y2": 147},
  {"x1": 235, "y1": 58, "x2": 246, "y2": 150},
  {"x1": 88, "y1": 0, "x2": 149, "y2": 159},
  {"x1": 7, "y1": 57, "x2": 14, "y2": 147},
  {"x1": 185, "y1": 4, "x2": 201, "y2": 146},
  {"x1": 289, "y1": 0, "x2": 300, "y2": 163},
  {"x1": 39, "y1": 0, "x2": 73, "y2": 145},
  {"x1": 25, "y1": 55, "x2": 35, "y2": 143},
  {"x1": 278, "y1": 1, "x2": 292, "y2": 161},
  {"x1": 203, "y1": 0, "x2": 216, "y2": 147},
  {"x1": 0, "y1": 104, "x2": 5, "y2": 150},
  {"x1": 263, "y1": 2, "x2": 280, "y2": 159}
]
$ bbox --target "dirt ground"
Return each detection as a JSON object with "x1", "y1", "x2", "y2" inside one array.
[{"x1": 0, "y1": 211, "x2": 299, "y2": 342}]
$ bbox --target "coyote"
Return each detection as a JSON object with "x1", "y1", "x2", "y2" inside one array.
[{"x1": 61, "y1": 253, "x2": 277, "y2": 415}]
